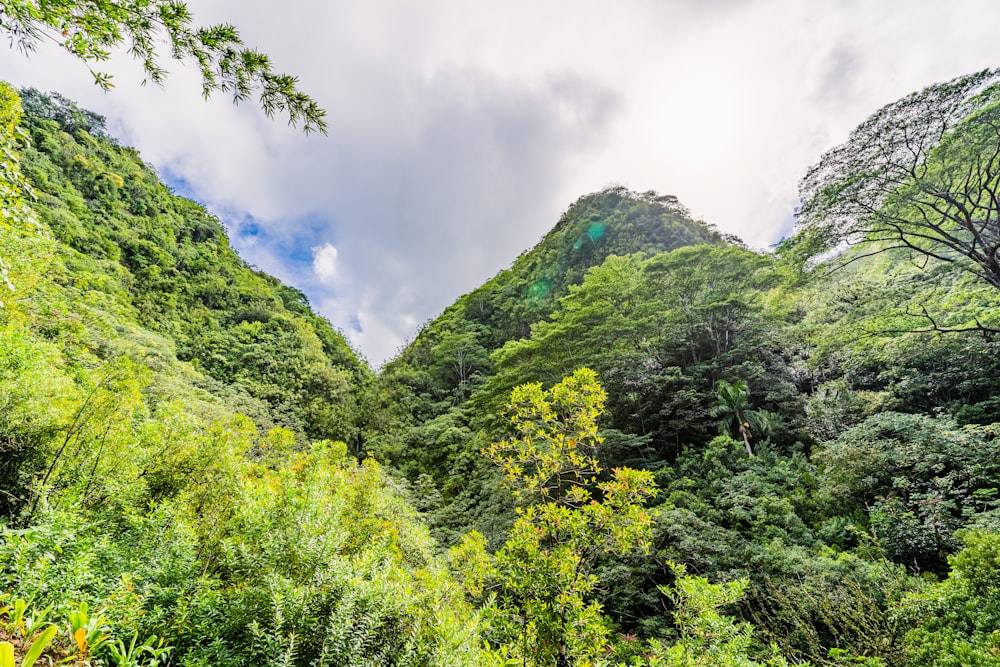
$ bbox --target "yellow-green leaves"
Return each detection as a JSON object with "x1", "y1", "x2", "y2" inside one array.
[
  {"x1": 18, "y1": 625, "x2": 56, "y2": 667},
  {"x1": 448, "y1": 531, "x2": 492, "y2": 598},
  {"x1": 0, "y1": 83, "x2": 52, "y2": 314},
  {"x1": 68, "y1": 601, "x2": 109, "y2": 659},
  {"x1": 0, "y1": 626, "x2": 56, "y2": 667},
  {"x1": 645, "y1": 564, "x2": 792, "y2": 667},
  {"x1": 484, "y1": 367, "x2": 606, "y2": 504},
  {"x1": 478, "y1": 368, "x2": 658, "y2": 667},
  {"x1": 0, "y1": 599, "x2": 58, "y2": 667}
]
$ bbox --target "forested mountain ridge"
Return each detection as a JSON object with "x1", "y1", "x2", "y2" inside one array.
[
  {"x1": 5, "y1": 69, "x2": 1000, "y2": 667},
  {"x1": 450, "y1": 187, "x2": 726, "y2": 347},
  {"x1": 15, "y1": 88, "x2": 370, "y2": 446},
  {"x1": 365, "y1": 187, "x2": 731, "y2": 541},
  {"x1": 0, "y1": 83, "x2": 487, "y2": 667},
  {"x1": 378, "y1": 187, "x2": 725, "y2": 401}
]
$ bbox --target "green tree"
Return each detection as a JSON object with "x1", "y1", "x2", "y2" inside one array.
[
  {"x1": 817, "y1": 413, "x2": 1000, "y2": 573},
  {"x1": 468, "y1": 368, "x2": 658, "y2": 667},
  {"x1": 798, "y1": 68, "x2": 1000, "y2": 297},
  {"x1": 901, "y1": 530, "x2": 1000, "y2": 666},
  {"x1": 0, "y1": 82, "x2": 52, "y2": 313},
  {"x1": 484, "y1": 367, "x2": 609, "y2": 505},
  {"x1": 645, "y1": 563, "x2": 796, "y2": 667},
  {"x1": 710, "y1": 379, "x2": 759, "y2": 457},
  {"x1": 1, "y1": 0, "x2": 326, "y2": 132}
]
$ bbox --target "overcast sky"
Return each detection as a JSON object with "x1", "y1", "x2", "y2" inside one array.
[{"x1": 5, "y1": 0, "x2": 1000, "y2": 365}]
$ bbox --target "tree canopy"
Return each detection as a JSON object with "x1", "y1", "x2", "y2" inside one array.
[{"x1": 798, "y1": 68, "x2": 1000, "y2": 292}]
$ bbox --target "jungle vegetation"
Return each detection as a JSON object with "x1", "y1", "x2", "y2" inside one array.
[{"x1": 4, "y1": 69, "x2": 1000, "y2": 666}]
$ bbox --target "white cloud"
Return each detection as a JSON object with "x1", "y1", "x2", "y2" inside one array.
[
  {"x1": 6, "y1": 0, "x2": 1000, "y2": 364},
  {"x1": 312, "y1": 243, "x2": 339, "y2": 284}
]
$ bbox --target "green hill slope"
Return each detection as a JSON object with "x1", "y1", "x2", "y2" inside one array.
[
  {"x1": 1, "y1": 84, "x2": 489, "y2": 667},
  {"x1": 371, "y1": 187, "x2": 724, "y2": 421},
  {"x1": 365, "y1": 188, "x2": 734, "y2": 541},
  {"x1": 16, "y1": 88, "x2": 370, "y2": 446},
  {"x1": 391, "y1": 187, "x2": 723, "y2": 373}
]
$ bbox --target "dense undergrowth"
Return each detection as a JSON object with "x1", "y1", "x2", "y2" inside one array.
[{"x1": 4, "y1": 70, "x2": 1000, "y2": 666}]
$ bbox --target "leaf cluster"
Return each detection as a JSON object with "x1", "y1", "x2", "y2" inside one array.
[{"x1": 1, "y1": 0, "x2": 326, "y2": 132}]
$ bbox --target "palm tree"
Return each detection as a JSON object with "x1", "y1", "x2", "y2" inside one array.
[{"x1": 710, "y1": 379, "x2": 756, "y2": 457}]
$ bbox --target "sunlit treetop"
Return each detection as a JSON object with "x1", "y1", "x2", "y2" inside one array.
[
  {"x1": 797, "y1": 68, "x2": 1000, "y2": 289},
  {"x1": 0, "y1": 0, "x2": 327, "y2": 133}
]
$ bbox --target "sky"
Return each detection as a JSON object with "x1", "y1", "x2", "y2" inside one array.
[{"x1": 5, "y1": 0, "x2": 1000, "y2": 366}]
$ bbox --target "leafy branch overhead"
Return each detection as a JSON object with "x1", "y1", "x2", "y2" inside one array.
[{"x1": 0, "y1": 0, "x2": 327, "y2": 133}]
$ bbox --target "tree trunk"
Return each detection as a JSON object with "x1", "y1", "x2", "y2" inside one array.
[{"x1": 739, "y1": 422, "x2": 753, "y2": 457}]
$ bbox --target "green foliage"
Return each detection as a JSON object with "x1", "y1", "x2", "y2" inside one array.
[
  {"x1": 369, "y1": 189, "x2": 725, "y2": 471},
  {"x1": 0, "y1": 596, "x2": 121, "y2": 667},
  {"x1": 19, "y1": 89, "x2": 108, "y2": 137},
  {"x1": 710, "y1": 379, "x2": 758, "y2": 457},
  {"x1": 745, "y1": 552, "x2": 910, "y2": 666},
  {"x1": 0, "y1": 85, "x2": 489, "y2": 667},
  {"x1": 900, "y1": 530, "x2": 1000, "y2": 666},
  {"x1": 68, "y1": 601, "x2": 112, "y2": 661},
  {"x1": 484, "y1": 367, "x2": 606, "y2": 504},
  {"x1": 9, "y1": 89, "x2": 369, "y2": 448},
  {"x1": 817, "y1": 413, "x2": 1000, "y2": 572},
  {"x1": 456, "y1": 187, "x2": 724, "y2": 354},
  {"x1": 1, "y1": 1, "x2": 326, "y2": 132},
  {"x1": 4, "y1": 625, "x2": 56, "y2": 667},
  {"x1": 0, "y1": 82, "x2": 34, "y2": 230},
  {"x1": 106, "y1": 634, "x2": 171, "y2": 667},
  {"x1": 0, "y1": 83, "x2": 53, "y2": 317},
  {"x1": 0, "y1": 327, "x2": 76, "y2": 517},
  {"x1": 484, "y1": 244, "x2": 802, "y2": 462},
  {"x1": 643, "y1": 563, "x2": 794, "y2": 667},
  {"x1": 376, "y1": 239, "x2": 806, "y2": 566},
  {"x1": 474, "y1": 369, "x2": 658, "y2": 667},
  {"x1": 1, "y1": 441, "x2": 489, "y2": 666},
  {"x1": 797, "y1": 251, "x2": 1000, "y2": 423}
]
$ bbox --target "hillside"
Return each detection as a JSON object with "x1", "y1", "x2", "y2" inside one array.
[
  {"x1": 359, "y1": 72, "x2": 1000, "y2": 665},
  {"x1": 0, "y1": 83, "x2": 488, "y2": 667},
  {"x1": 365, "y1": 188, "x2": 731, "y2": 539},
  {"x1": 389, "y1": 187, "x2": 724, "y2": 373},
  {"x1": 16, "y1": 88, "x2": 370, "y2": 446},
  {"x1": 0, "y1": 86, "x2": 378, "y2": 514},
  {"x1": 4, "y1": 70, "x2": 1000, "y2": 667},
  {"x1": 367, "y1": 188, "x2": 724, "y2": 450}
]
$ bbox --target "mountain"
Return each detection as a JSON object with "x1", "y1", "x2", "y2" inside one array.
[
  {"x1": 389, "y1": 187, "x2": 725, "y2": 369},
  {"x1": 14, "y1": 88, "x2": 370, "y2": 448},
  {"x1": 373, "y1": 187, "x2": 726, "y2": 411},
  {"x1": 0, "y1": 84, "x2": 487, "y2": 667},
  {"x1": 7, "y1": 73, "x2": 1000, "y2": 667},
  {"x1": 365, "y1": 187, "x2": 739, "y2": 543}
]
